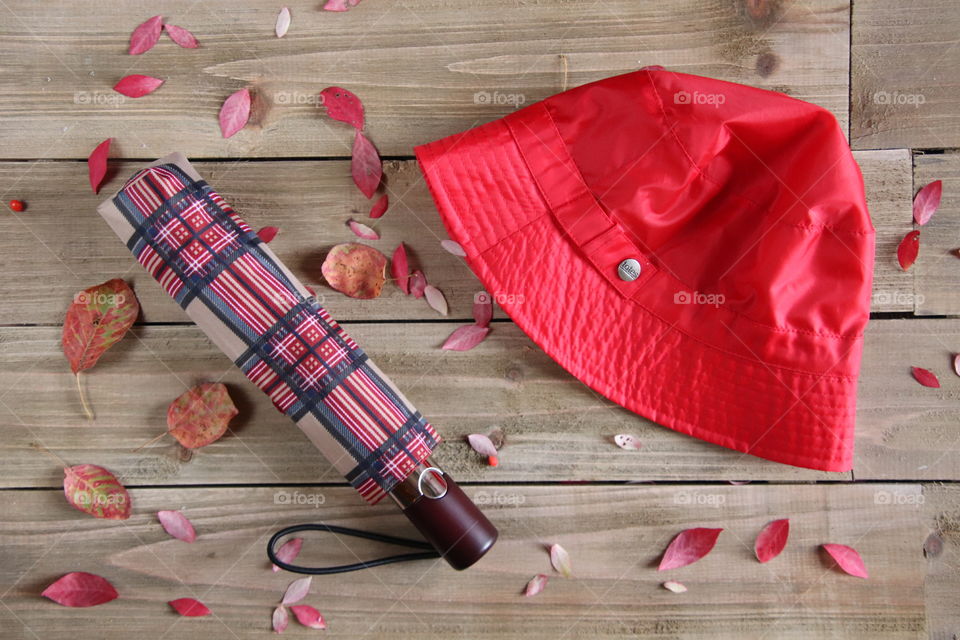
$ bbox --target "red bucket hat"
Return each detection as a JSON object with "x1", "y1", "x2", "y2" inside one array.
[{"x1": 414, "y1": 69, "x2": 875, "y2": 472}]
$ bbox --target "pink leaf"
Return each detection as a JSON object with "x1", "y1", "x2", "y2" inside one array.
[
  {"x1": 157, "y1": 510, "x2": 197, "y2": 543},
  {"x1": 443, "y1": 325, "x2": 490, "y2": 351},
  {"x1": 289, "y1": 604, "x2": 327, "y2": 629},
  {"x1": 351, "y1": 131, "x2": 382, "y2": 198},
  {"x1": 319, "y1": 87, "x2": 365, "y2": 130},
  {"x1": 272, "y1": 537, "x2": 303, "y2": 572},
  {"x1": 954, "y1": 354, "x2": 960, "y2": 378},
  {"x1": 257, "y1": 226, "x2": 279, "y2": 243},
  {"x1": 113, "y1": 74, "x2": 164, "y2": 98},
  {"x1": 524, "y1": 574, "x2": 548, "y2": 597},
  {"x1": 409, "y1": 270, "x2": 427, "y2": 298},
  {"x1": 129, "y1": 15, "x2": 163, "y2": 55},
  {"x1": 658, "y1": 527, "x2": 723, "y2": 571},
  {"x1": 391, "y1": 243, "x2": 409, "y2": 294},
  {"x1": 549, "y1": 543, "x2": 572, "y2": 578},
  {"x1": 913, "y1": 180, "x2": 943, "y2": 226},
  {"x1": 87, "y1": 138, "x2": 112, "y2": 194},
  {"x1": 164, "y1": 24, "x2": 199, "y2": 48},
  {"x1": 275, "y1": 7, "x2": 291, "y2": 38},
  {"x1": 613, "y1": 434, "x2": 642, "y2": 450},
  {"x1": 912, "y1": 366, "x2": 940, "y2": 388},
  {"x1": 42, "y1": 572, "x2": 118, "y2": 607},
  {"x1": 273, "y1": 605, "x2": 288, "y2": 633},
  {"x1": 281, "y1": 576, "x2": 312, "y2": 605},
  {"x1": 662, "y1": 580, "x2": 687, "y2": 593},
  {"x1": 466, "y1": 433, "x2": 498, "y2": 457},
  {"x1": 754, "y1": 518, "x2": 789, "y2": 563},
  {"x1": 347, "y1": 218, "x2": 379, "y2": 240},
  {"x1": 168, "y1": 597, "x2": 211, "y2": 617},
  {"x1": 822, "y1": 543, "x2": 869, "y2": 578},
  {"x1": 473, "y1": 291, "x2": 492, "y2": 327},
  {"x1": 369, "y1": 194, "x2": 388, "y2": 219},
  {"x1": 424, "y1": 284, "x2": 448, "y2": 316},
  {"x1": 897, "y1": 230, "x2": 920, "y2": 270},
  {"x1": 219, "y1": 89, "x2": 251, "y2": 138},
  {"x1": 441, "y1": 239, "x2": 466, "y2": 257},
  {"x1": 323, "y1": 0, "x2": 362, "y2": 12}
]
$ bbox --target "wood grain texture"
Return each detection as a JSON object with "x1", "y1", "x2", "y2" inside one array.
[
  {"x1": 0, "y1": 150, "x2": 912, "y2": 325},
  {"x1": 0, "y1": 484, "x2": 926, "y2": 639},
  {"x1": 851, "y1": 0, "x2": 960, "y2": 150},
  {"x1": 913, "y1": 152, "x2": 960, "y2": 316},
  {"x1": 921, "y1": 483, "x2": 960, "y2": 640},
  {"x1": 0, "y1": 0, "x2": 851, "y2": 160}
]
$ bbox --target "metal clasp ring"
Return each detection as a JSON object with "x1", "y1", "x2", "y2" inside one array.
[{"x1": 416, "y1": 467, "x2": 448, "y2": 500}]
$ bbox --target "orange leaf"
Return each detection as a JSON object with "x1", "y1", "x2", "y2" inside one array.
[
  {"x1": 62, "y1": 279, "x2": 139, "y2": 374},
  {"x1": 167, "y1": 382, "x2": 238, "y2": 449},
  {"x1": 63, "y1": 464, "x2": 131, "y2": 520}
]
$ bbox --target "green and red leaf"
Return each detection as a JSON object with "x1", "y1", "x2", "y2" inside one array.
[
  {"x1": 62, "y1": 279, "x2": 139, "y2": 375},
  {"x1": 167, "y1": 382, "x2": 238, "y2": 449},
  {"x1": 63, "y1": 464, "x2": 131, "y2": 520}
]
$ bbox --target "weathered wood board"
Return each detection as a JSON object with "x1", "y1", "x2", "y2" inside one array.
[
  {"x1": 914, "y1": 152, "x2": 960, "y2": 316},
  {"x1": 0, "y1": 0, "x2": 851, "y2": 160},
  {"x1": 852, "y1": 0, "x2": 960, "y2": 150},
  {"x1": 920, "y1": 483, "x2": 960, "y2": 640},
  {"x1": 0, "y1": 484, "x2": 927, "y2": 639},
  {"x1": 0, "y1": 149, "x2": 913, "y2": 325}
]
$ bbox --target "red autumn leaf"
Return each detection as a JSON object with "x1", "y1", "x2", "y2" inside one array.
[
  {"x1": 273, "y1": 605, "x2": 289, "y2": 633},
  {"x1": 129, "y1": 15, "x2": 163, "y2": 55},
  {"x1": 897, "y1": 230, "x2": 920, "y2": 270},
  {"x1": 409, "y1": 270, "x2": 427, "y2": 298},
  {"x1": 754, "y1": 518, "x2": 789, "y2": 563},
  {"x1": 168, "y1": 597, "x2": 211, "y2": 617},
  {"x1": 613, "y1": 434, "x2": 642, "y2": 450},
  {"x1": 658, "y1": 527, "x2": 723, "y2": 571},
  {"x1": 913, "y1": 180, "x2": 943, "y2": 226},
  {"x1": 257, "y1": 226, "x2": 279, "y2": 243},
  {"x1": 164, "y1": 23, "x2": 199, "y2": 48},
  {"x1": 275, "y1": 7, "x2": 291, "y2": 38},
  {"x1": 63, "y1": 464, "x2": 131, "y2": 520},
  {"x1": 113, "y1": 74, "x2": 164, "y2": 98},
  {"x1": 42, "y1": 572, "x2": 119, "y2": 607},
  {"x1": 473, "y1": 291, "x2": 492, "y2": 327},
  {"x1": 351, "y1": 131, "x2": 382, "y2": 198},
  {"x1": 441, "y1": 239, "x2": 466, "y2": 257},
  {"x1": 281, "y1": 576, "x2": 312, "y2": 605},
  {"x1": 347, "y1": 218, "x2": 379, "y2": 240},
  {"x1": 524, "y1": 573, "x2": 548, "y2": 597},
  {"x1": 911, "y1": 366, "x2": 940, "y2": 388},
  {"x1": 321, "y1": 243, "x2": 387, "y2": 299},
  {"x1": 549, "y1": 543, "x2": 572, "y2": 578},
  {"x1": 424, "y1": 284, "x2": 448, "y2": 316},
  {"x1": 822, "y1": 543, "x2": 869, "y2": 578},
  {"x1": 289, "y1": 604, "x2": 327, "y2": 629},
  {"x1": 466, "y1": 433, "x2": 498, "y2": 457},
  {"x1": 369, "y1": 194, "x2": 388, "y2": 219},
  {"x1": 391, "y1": 243, "x2": 409, "y2": 294},
  {"x1": 272, "y1": 537, "x2": 304, "y2": 572},
  {"x1": 319, "y1": 86, "x2": 364, "y2": 130},
  {"x1": 62, "y1": 278, "x2": 139, "y2": 374},
  {"x1": 87, "y1": 138, "x2": 112, "y2": 194},
  {"x1": 442, "y1": 325, "x2": 490, "y2": 351},
  {"x1": 167, "y1": 382, "x2": 238, "y2": 449},
  {"x1": 219, "y1": 88, "x2": 251, "y2": 138},
  {"x1": 157, "y1": 510, "x2": 197, "y2": 542}
]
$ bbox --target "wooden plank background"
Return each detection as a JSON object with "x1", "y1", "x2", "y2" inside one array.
[{"x1": 0, "y1": 0, "x2": 958, "y2": 638}]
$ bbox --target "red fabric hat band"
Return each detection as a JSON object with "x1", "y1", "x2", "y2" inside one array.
[{"x1": 415, "y1": 69, "x2": 874, "y2": 472}]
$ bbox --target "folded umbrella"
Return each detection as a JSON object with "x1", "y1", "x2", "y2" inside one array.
[{"x1": 97, "y1": 152, "x2": 497, "y2": 571}]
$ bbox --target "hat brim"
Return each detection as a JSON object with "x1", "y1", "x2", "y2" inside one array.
[{"x1": 414, "y1": 109, "x2": 861, "y2": 473}]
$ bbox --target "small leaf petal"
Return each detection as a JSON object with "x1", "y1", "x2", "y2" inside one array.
[
  {"x1": 822, "y1": 543, "x2": 869, "y2": 578},
  {"x1": 912, "y1": 366, "x2": 940, "y2": 388},
  {"x1": 658, "y1": 527, "x2": 723, "y2": 571},
  {"x1": 351, "y1": 131, "x2": 382, "y2": 198},
  {"x1": 441, "y1": 239, "x2": 466, "y2": 257},
  {"x1": 289, "y1": 604, "x2": 326, "y2": 629},
  {"x1": 613, "y1": 434, "x2": 642, "y2": 450},
  {"x1": 272, "y1": 538, "x2": 303, "y2": 572},
  {"x1": 219, "y1": 89, "x2": 251, "y2": 138},
  {"x1": 424, "y1": 284, "x2": 448, "y2": 316},
  {"x1": 273, "y1": 605, "x2": 289, "y2": 633},
  {"x1": 168, "y1": 597, "x2": 211, "y2": 617},
  {"x1": 897, "y1": 230, "x2": 920, "y2": 270},
  {"x1": 466, "y1": 433, "x2": 498, "y2": 457},
  {"x1": 129, "y1": 15, "x2": 163, "y2": 55},
  {"x1": 524, "y1": 573, "x2": 548, "y2": 597},
  {"x1": 369, "y1": 194, "x2": 388, "y2": 219},
  {"x1": 281, "y1": 576, "x2": 312, "y2": 605},
  {"x1": 319, "y1": 86, "x2": 364, "y2": 130},
  {"x1": 164, "y1": 24, "x2": 199, "y2": 48},
  {"x1": 662, "y1": 580, "x2": 687, "y2": 593},
  {"x1": 409, "y1": 270, "x2": 427, "y2": 298},
  {"x1": 257, "y1": 226, "x2": 279, "y2": 243},
  {"x1": 954, "y1": 354, "x2": 960, "y2": 378},
  {"x1": 913, "y1": 180, "x2": 943, "y2": 226},
  {"x1": 87, "y1": 138, "x2": 112, "y2": 194},
  {"x1": 113, "y1": 74, "x2": 164, "y2": 98},
  {"x1": 157, "y1": 510, "x2": 197, "y2": 543},
  {"x1": 275, "y1": 7, "x2": 291, "y2": 38},
  {"x1": 347, "y1": 219, "x2": 379, "y2": 240},
  {"x1": 391, "y1": 243, "x2": 409, "y2": 294},
  {"x1": 754, "y1": 518, "x2": 789, "y2": 563},
  {"x1": 42, "y1": 572, "x2": 119, "y2": 607},
  {"x1": 549, "y1": 543, "x2": 572, "y2": 578},
  {"x1": 442, "y1": 325, "x2": 490, "y2": 351}
]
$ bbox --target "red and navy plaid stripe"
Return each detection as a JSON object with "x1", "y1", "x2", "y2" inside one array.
[{"x1": 111, "y1": 162, "x2": 440, "y2": 504}]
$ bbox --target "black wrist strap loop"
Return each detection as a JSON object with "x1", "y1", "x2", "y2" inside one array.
[{"x1": 267, "y1": 523, "x2": 441, "y2": 575}]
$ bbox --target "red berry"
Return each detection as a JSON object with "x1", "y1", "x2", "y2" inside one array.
[
  {"x1": 487, "y1": 455, "x2": 499, "y2": 467},
  {"x1": 9, "y1": 199, "x2": 25, "y2": 212}
]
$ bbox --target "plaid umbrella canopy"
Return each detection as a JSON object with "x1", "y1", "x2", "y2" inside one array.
[{"x1": 97, "y1": 153, "x2": 497, "y2": 570}]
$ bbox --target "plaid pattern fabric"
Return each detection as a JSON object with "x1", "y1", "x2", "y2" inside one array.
[{"x1": 102, "y1": 157, "x2": 440, "y2": 505}]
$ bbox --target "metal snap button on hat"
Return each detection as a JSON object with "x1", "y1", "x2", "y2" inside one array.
[{"x1": 618, "y1": 258, "x2": 642, "y2": 281}]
